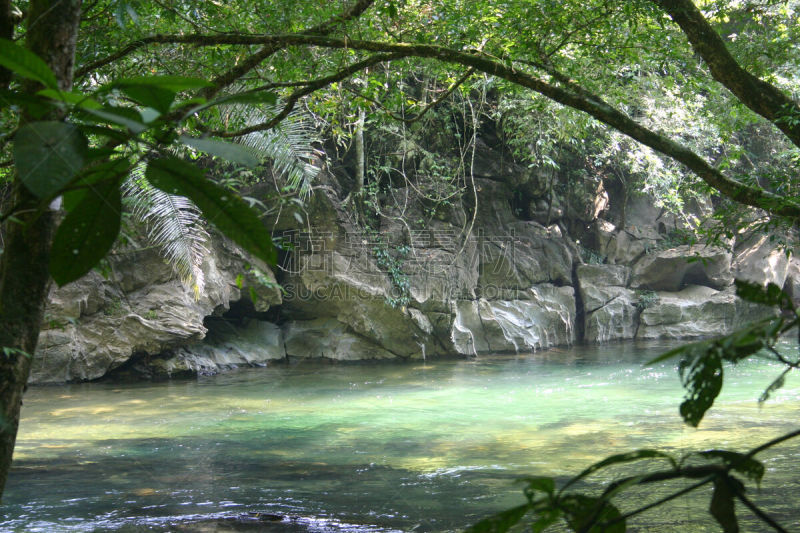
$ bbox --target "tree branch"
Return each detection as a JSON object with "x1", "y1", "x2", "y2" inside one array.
[
  {"x1": 343, "y1": 66, "x2": 475, "y2": 124},
  {"x1": 76, "y1": 32, "x2": 800, "y2": 218},
  {"x1": 653, "y1": 0, "x2": 800, "y2": 148},
  {"x1": 209, "y1": 52, "x2": 404, "y2": 138},
  {"x1": 200, "y1": 0, "x2": 376, "y2": 100}
]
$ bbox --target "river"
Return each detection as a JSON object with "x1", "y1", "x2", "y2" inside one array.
[{"x1": 2, "y1": 339, "x2": 799, "y2": 531}]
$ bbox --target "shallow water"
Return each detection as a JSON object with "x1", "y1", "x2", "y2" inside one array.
[{"x1": 3, "y1": 339, "x2": 800, "y2": 532}]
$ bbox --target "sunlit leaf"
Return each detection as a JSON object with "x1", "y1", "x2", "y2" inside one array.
[
  {"x1": 179, "y1": 135, "x2": 260, "y2": 168},
  {"x1": 0, "y1": 38, "x2": 58, "y2": 89},
  {"x1": 679, "y1": 349, "x2": 723, "y2": 427},
  {"x1": 83, "y1": 107, "x2": 147, "y2": 133}
]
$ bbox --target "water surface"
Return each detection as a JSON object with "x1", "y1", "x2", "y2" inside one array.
[{"x1": 3, "y1": 339, "x2": 800, "y2": 531}]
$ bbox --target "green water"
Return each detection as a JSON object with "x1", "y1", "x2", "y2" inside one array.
[{"x1": 2, "y1": 339, "x2": 800, "y2": 532}]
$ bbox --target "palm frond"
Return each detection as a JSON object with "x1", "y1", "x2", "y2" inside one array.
[
  {"x1": 124, "y1": 163, "x2": 210, "y2": 299},
  {"x1": 230, "y1": 104, "x2": 322, "y2": 198}
]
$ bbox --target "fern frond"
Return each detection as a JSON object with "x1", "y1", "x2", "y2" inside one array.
[
  {"x1": 124, "y1": 164, "x2": 210, "y2": 298},
  {"x1": 229, "y1": 104, "x2": 322, "y2": 197}
]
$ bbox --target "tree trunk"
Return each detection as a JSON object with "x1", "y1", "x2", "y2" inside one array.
[
  {"x1": 354, "y1": 108, "x2": 366, "y2": 193},
  {"x1": 0, "y1": 0, "x2": 82, "y2": 500}
]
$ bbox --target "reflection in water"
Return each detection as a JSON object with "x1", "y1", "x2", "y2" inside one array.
[{"x1": 2, "y1": 339, "x2": 800, "y2": 531}]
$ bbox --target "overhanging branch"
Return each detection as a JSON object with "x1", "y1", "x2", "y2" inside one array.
[
  {"x1": 80, "y1": 32, "x2": 800, "y2": 219},
  {"x1": 209, "y1": 52, "x2": 404, "y2": 138},
  {"x1": 654, "y1": 0, "x2": 800, "y2": 148}
]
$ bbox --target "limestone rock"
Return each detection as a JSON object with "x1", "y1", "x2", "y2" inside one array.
[
  {"x1": 32, "y1": 236, "x2": 280, "y2": 383},
  {"x1": 151, "y1": 319, "x2": 285, "y2": 377},
  {"x1": 733, "y1": 234, "x2": 790, "y2": 288},
  {"x1": 282, "y1": 318, "x2": 398, "y2": 360},
  {"x1": 637, "y1": 285, "x2": 774, "y2": 339},
  {"x1": 450, "y1": 284, "x2": 576, "y2": 355},
  {"x1": 631, "y1": 245, "x2": 732, "y2": 291},
  {"x1": 576, "y1": 264, "x2": 630, "y2": 288},
  {"x1": 576, "y1": 264, "x2": 638, "y2": 342},
  {"x1": 579, "y1": 286, "x2": 634, "y2": 345}
]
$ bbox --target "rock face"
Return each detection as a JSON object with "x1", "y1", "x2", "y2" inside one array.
[
  {"x1": 631, "y1": 245, "x2": 732, "y2": 291},
  {"x1": 577, "y1": 265, "x2": 638, "y2": 343},
  {"x1": 637, "y1": 285, "x2": 773, "y2": 339},
  {"x1": 451, "y1": 286, "x2": 576, "y2": 355},
  {"x1": 31, "y1": 238, "x2": 281, "y2": 383},
  {"x1": 33, "y1": 142, "x2": 791, "y2": 383}
]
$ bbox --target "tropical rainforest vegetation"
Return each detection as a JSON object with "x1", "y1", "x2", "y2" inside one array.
[{"x1": 1, "y1": 0, "x2": 800, "y2": 530}]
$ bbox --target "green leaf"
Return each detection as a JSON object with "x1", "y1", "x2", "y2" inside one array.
[
  {"x1": 114, "y1": 75, "x2": 212, "y2": 92},
  {"x1": 0, "y1": 38, "x2": 58, "y2": 89},
  {"x1": 145, "y1": 157, "x2": 276, "y2": 265},
  {"x1": 179, "y1": 135, "x2": 260, "y2": 168},
  {"x1": 759, "y1": 367, "x2": 791, "y2": 404},
  {"x1": 695, "y1": 451, "x2": 764, "y2": 484},
  {"x1": 117, "y1": 83, "x2": 175, "y2": 114},
  {"x1": 63, "y1": 158, "x2": 131, "y2": 211},
  {"x1": 530, "y1": 510, "x2": 561, "y2": 533},
  {"x1": 50, "y1": 178, "x2": 122, "y2": 286},
  {"x1": 139, "y1": 107, "x2": 162, "y2": 124},
  {"x1": 14, "y1": 121, "x2": 87, "y2": 198},
  {"x1": 735, "y1": 279, "x2": 794, "y2": 312},
  {"x1": 464, "y1": 504, "x2": 529, "y2": 533},
  {"x1": 717, "y1": 318, "x2": 784, "y2": 363},
  {"x1": 709, "y1": 477, "x2": 740, "y2": 533},
  {"x1": 83, "y1": 107, "x2": 147, "y2": 133},
  {"x1": 561, "y1": 495, "x2": 625, "y2": 533},
  {"x1": 679, "y1": 349, "x2": 723, "y2": 427},
  {"x1": 519, "y1": 476, "x2": 555, "y2": 498},
  {"x1": 562, "y1": 450, "x2": 677, "y2": 493},
  {"x1": 36, "y1": 89, "x2": 101, "y2": 109},
  {"x1": 0, "y1": 89, "x2": 54, "y2": 118}
]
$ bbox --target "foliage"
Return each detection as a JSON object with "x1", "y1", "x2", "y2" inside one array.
[
  {"x1": 234, "y1": 104, "x2": 322, "y2": 197},
  {"x1": 123, "y1": 164, "x2": 210, "y2": 298},
  {"x1": 372, "y1": 242, "x2": 411, "y2": 308},
  {"x1": 634, "y1": 289, "x2": 659, "y2": 310},
  {"x1": 579, "y1": 245, "x2": 605, "y2": 265},
  {"x1": 1, "y1": 38, "x2": 279, "y2": 287}
]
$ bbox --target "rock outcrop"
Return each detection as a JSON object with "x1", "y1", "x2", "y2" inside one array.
[
  {"x1": 32, "y1": 238, "x2": 280, "y2": 383},
  {"x1": 33, "y1": 142, "x2": 790, "y2": 383}
]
